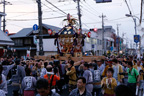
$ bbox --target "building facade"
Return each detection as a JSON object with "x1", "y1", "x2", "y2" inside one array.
[
  {"x1": 10, "y1": 24, "x2": 61, "y2": 57},
  {"x1": 83, "y1": 26, "x2": 116, "y2": 56}
]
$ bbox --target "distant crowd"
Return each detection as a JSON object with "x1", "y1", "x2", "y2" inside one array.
[{"x1": 0, "y1": 55, "x2": 144, "y2": 96}]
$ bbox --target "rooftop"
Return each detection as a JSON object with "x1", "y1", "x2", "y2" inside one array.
[
  {"x1": 0, "y1": 30, "x2": 14, "y2": 45},
  {"x1": 10, "y1": 28, "x2": 33, "y2": 38},
  {"x1": 10, "y1": 24, "x2": 62, "y2": 38}
]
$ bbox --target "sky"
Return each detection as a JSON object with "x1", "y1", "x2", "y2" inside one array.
[{"x1": 0, "y1": 0, "x2": 144, "y2": 46}]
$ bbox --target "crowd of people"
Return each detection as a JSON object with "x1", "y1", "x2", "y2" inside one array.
[{"x1": 0, "y1": 55, "x2": 144, "y2": 96}]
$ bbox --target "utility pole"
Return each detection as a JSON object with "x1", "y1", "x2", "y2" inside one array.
[
  {"x1": 99, "y1": 13, "x2": 106, "y2": 55},
  {"x1": 139, "y1": 36, "x2": 141, "y2": 55},
  {"x1": 133, "y1": 18, "x2": 138, "y2": 55},
  {"x1": 139, "y1": 0, "x2": 143, "y2": 25},
  {"x1": 126, "y1": 38, "x2": 129, "y2": 55},
  {"x1": 3, "y1": 0, "x2": 5, "y2": 32},
  {"x1": 36, "y1": 0, "x2": 44, "y2": 55},
  {"x1": 122, "y1": 33, "x2": 126, "y2": 51},
  {"x1": 77, "y1": 0, "x2": 82, "y2": 32},
  {"x1": 0, "y1": 0, "x2": 12, "y2": 32},
  {"x1": 117, "y1": 24, "x2": 121, "y2": 54}
]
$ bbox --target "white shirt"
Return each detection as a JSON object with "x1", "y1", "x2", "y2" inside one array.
[
  {"x1": 137, "y1": 66, "x2": 142, "y2": 72},
  {"x1": 0, "y1": 90, "x2": 6, "y2": 96},
  {"x1": 0, "y1": 74, "x2": 7, "y2": 94}
]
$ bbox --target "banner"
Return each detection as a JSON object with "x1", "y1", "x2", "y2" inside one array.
[{"x1": 27, "y1": 50, "x2": 30, "y2": 58}]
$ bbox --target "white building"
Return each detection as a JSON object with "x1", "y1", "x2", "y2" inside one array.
[
  {"x1": 83, "y1": 26, "x2": 116, "y2": 56},
  {"x1": 36, "y1": 24, "x2": 61, "y2": 56}
]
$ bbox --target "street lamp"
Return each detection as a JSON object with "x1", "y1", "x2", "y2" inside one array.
[
  {"x1": 125, "y1": 14, "x2": 140, "y2": 23},
  {"x1": 125, "y1": 14, "x2": 140, "y2": 55}
]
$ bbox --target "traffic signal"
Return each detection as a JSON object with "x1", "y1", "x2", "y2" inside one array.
[
  {"x1": 93, "y1": 28, "x2": 97, "y2": 32},
  {"x1": 90, "y1": 28, "x2": 97, "y2": 32}
]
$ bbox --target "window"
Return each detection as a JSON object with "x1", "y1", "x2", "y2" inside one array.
[
  {"x1": 86, "y1": 37, "x2": 91, "y2": 43},
  {"x1": 111, "y1": 41, "x2": 113, "y2": 46},
  {"x1": 14, "y1": 39, "x2": 23, "y2": 46},
  {"x1": 92, "y1": 38, "x2": 97, "y2": 44},
  {"x1": 97, "y1": 39, "x2": 99, "y2": 45},
  {"x1": 106, "y1": 40, "x2": 108, "y2": 46},
  {"x1": 99, "y1": 40, "x2": 102, "y2": 45},
  {"x1": 24, "y1": 38, "x2": 31, "y2": 44}
]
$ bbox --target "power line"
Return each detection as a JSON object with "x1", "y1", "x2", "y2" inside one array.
[
  {"x1": 41, "y1": 2, "x2": 65, "y2": 16},
  {"x1": 41, "y1": 2, "x2": 56, "y2": 12},
  {"x1": 6, "y1": 11, "x2": 38, "y2": 13},
  {"x1": 44, "y1": 8, "x2": 77, "y2": 12},
  {"x1": 7, "y1": 23, "x2": 24, "y2": 28},
  {"x1": 128, "y1": 0, "x2": 134, "y2": 14},
  {"x1": 80, "y1": 1, "x2": 99, "y2": 17},
  {"x1": 41, "y1": 2, "x2": 77, "y2": 15},
  {"x1": 4, "y1": 0, "x2": 75, "y2": 15},
  {"x1": 82, "y1": 23, "x2": 90, "y2": 28},
  {"x1": 44, "y1": 1, "x2": 88, "y2": 30},
  {"x1": 125, "y1": 0, "x2": 132, "y2": 15},
  {"x1": 6, "y1": 2, "x2": 55, "y2": 18},
  {"x1": 107, "y1": 20, "x2": 133, "y2": 23},
  {"x1": 45, "y1": 0, "x2": 67, "y2": 15},
  {"x1": 107, "y1": 17, "x2": 128, "y2": 22},
  {"x1": 81, "y1": 0, "x2": 101, "y2": 15},
  {"x1": 41, "y1": 1, "x2": 76, "y2": 11},
  {"x1": 82, "y1": 16, "x2": 97, "y2": 22},
  {"x1": 49, "y1": 1, "x2": 76, "y2": 8},
  {"x1": 6, "y1": 3, "x2": 76, "y2": 19},
  {"x1": 4, "y1": 0, "x2": 77, "y2": 21},
  {"x1": 6, "y1": 14, "x2": 77, "y2": 21},
  {"x1": 81, "y1": 6, "x2": 99, "y2": 20},
  {"x1": 86, "y1": 13, "x2": 142, "y2": 24},
  {"x1": 10, "y1": 0, "x2": 35, "y2": 4},
  {"x1": 6, "y1": 9, "x2": 76, "y2": 14},
  {"x1": 8, "y1": 12, "x2": 35, "y2": 18},
  {"x1": 84, "y1": 16, "x2": 130, "y2": 24}
]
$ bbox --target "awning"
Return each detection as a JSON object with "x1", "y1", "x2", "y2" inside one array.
[{"x1": 0, "y1": 42, "x2": 14, "y2": 46}]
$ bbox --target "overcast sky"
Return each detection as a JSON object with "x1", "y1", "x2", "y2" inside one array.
[{"x1": 0, "y1": 0, "x2": 144, "y2": 45}]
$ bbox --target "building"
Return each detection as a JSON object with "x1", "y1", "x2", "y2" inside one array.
[
  {"x1": 10, "y1": 24, "x2": 61, "y2": 57},
  {"x1": 36, "y1": 24, "x2": 61, "y2": 56},
  {"x1": 9, "y1": 28, "x2": 36, "y2": 57},
  {"x1": 83, "y1": 28, "x2": 98, "y2": 55},
  {"x1": 83, "y1": 26, "x2": 116, "y2": 56},
  {"x1": 97, "y1": 26, "x2": 116, "y2": 55},
  {"x1": 0, "y1": 12, "x2": 14, "y2": 57}
]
